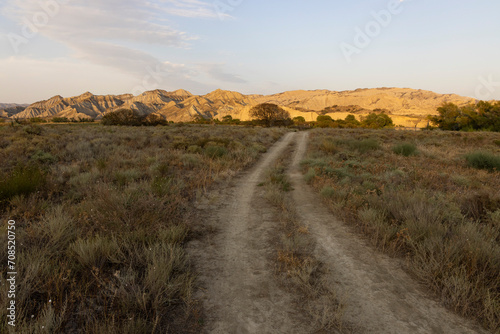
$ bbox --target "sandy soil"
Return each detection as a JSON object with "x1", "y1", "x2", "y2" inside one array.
[{"x1": 188, "y1": 131, "x2": 487, "y2": 334}]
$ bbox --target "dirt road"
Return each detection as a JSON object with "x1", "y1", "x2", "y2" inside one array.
[
  {"x1": 189, "y1": 132, "x2": 310, "y2": 334},
  {"x1": 189, "y1": 131, "x2": 486, "y2": 334}
]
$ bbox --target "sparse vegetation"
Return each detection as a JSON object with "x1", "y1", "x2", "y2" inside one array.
[
  {"x1": 0, "y1": 124, "x2": 286, "y2": 333},
  {"x1": 302, "y1": 128, "x2": 500, "y2": 332}
]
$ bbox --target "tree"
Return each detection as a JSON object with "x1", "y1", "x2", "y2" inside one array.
[
  {"x1": 429, "y1": 102, "x2": 500, "y2": 132},
  {"x1": 222, "y1": 115, "x2": 233, "y2": 123},
  {"x1": 142, "y1": 113, "x2": 168, "y2": 126},
  {"x1": 342, "y1": 114, "x2": 361, "y2": 128},
  {"x1": 293, "y1": 116, "x2": 306, "y2": 124},
  {"x1": 315, "y1": 115, "x2": 335, "y2": 128},
  {"x1": 361, "y1": 112, "x2": 394, "y2": 129},
  {"x1": 102, "y1": 109, "x2": 143, "y2": 126},
  {"x1": 249, "y1": 103, "x2": 290, "y2": 127}
]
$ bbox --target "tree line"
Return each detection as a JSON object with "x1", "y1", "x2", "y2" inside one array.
[{"x1": 429, "y1": 101, "x2": 500, "y2": 132}]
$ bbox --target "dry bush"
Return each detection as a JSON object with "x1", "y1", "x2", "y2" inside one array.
[
  {"x1": 0, "y1": 124, "x2": 287, "y2": 333},
  {"x1": 302, "y1": 128, "x2": 500, "y2": 332}
]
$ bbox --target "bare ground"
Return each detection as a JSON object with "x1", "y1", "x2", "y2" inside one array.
[{"x1": 188, "y1": 131, "x2": 487, "y2": 334}]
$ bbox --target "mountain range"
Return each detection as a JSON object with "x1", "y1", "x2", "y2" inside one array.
[{"x1": 1, "y1": 88, "x2": 477, "y2": 127}]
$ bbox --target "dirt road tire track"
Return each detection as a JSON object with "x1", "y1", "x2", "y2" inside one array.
[
  {"x1": 288, "y1": 131, "x2": 486, "y2": 334},
  {"x1": 188, "y1": 132, "x2": 310, "y2": 334}
]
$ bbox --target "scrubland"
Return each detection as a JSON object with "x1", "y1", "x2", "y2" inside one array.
[
  {"x1": 301, "y1": 128, "x2": 500, "y2": 332},
  {"x1": 0, "y1": 123, "x2": 285, "y2": 333}
]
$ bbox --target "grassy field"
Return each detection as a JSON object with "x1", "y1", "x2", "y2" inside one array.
[
  {"x1": 301, "y1": 128, "x2": 500, "y2": 332},
  {"x1": 0, "y1": 123, "x2": 285, "y2": 333}
]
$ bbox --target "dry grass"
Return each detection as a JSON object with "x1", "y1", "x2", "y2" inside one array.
[
  {"x1": 263, "y1": 148, "x2": 349, "y2": 333},
  {"x1": 302, "y1": 128, "x2": 500, "y2": 332},
  {"x1": 0, "y1": 123, "x2": 286, "y2": 333}
]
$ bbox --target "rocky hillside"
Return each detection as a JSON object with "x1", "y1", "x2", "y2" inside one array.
[
  {"x1": 6, "y1": 87, "x2": 476, "y2": 125},
  {"x1": 0, "y1": 103, "x2": 29, "y2": 118}
]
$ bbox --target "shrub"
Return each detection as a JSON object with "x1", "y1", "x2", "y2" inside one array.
[
  {"x1": 393, "y1": 142, "x2": 418, "y2": 157},
  {"x1": 52, "y1": 117, "x2": 70, "y2": 123},
  {"x1": 0, "y1": 164, "x2": 46, "y2": 202},
  {"x1": 320, "y1": 139, "x2": 337, "y2": 153},
  {"x1": 24, "y1": 125, "x2": 43, "y2": 135},
  {"x1": 465, "y1": 152, "x2": 500, "y2": 171},
  {"x1": 320, "y1": 186, "x2": 336, "y2": 198},
  {"x1": 348, "y1": 138, "x2": 380, "y2": 153},
  {"x1": 293, "y1": 116, "x2": 306, "y2": 124},
  {"x1": 142, "y1": 114, "x2": 168, "y2": 126},
  {"x1": 31, "y1": 150, "x2": 58, "y2": 165},
  {"x1": 204, "y1": 144, "x2": 228, "y2": 158}
]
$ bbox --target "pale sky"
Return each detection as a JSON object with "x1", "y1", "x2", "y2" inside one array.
[{"x1": 0, "y1": 0, "x2": 499, "y2": 103}]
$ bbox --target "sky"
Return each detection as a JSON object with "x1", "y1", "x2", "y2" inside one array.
[{"x1": 0, "y1": 0, "x2": 499, "y2": 103}]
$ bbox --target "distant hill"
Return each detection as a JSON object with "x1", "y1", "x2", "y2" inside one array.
[
  {"x1": 0, "y1": 103, "x2": 28, "y2": 118},
  {"x1": 8, "y1": 88, "x2": 477, "y2": 127}
]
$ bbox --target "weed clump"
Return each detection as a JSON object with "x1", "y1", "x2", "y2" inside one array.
[
  {"x1": 393, "y1": 142, "x2": 418, "y2": 156},
  {"x1": 465, "y1": 151, "x2": 500, "y2": 171},
  {"x1": 204, "y1": 144, "x2": 228, "y2": 158},
  {"x1": 0, "y1": 164, "x2": 46, "y2": 202}
]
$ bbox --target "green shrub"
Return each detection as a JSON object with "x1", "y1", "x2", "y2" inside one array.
[
  {"x1": 24, "y1": 125, "x2": 43, "y2": 135},
  {"x1": 0, "y1": 164, "x2": 46, "y2": 202},
  {"x1": 31, "y1": 150, "x2": 58, "y2": 164},
  {"x1": 346, "y1": 138, "x2": 380, "y2": 153},
  {"x1": 187, "y1": 145, "x2": 203, "y2": 154},
  {"x1": 204, "y1": 144, "x2": 228, "y2": 158},
  {"x1": 392, "y1": 142, "x2": 418, "y2": 157},
  {"x1": 494, "y1": 140, "x2": 500, "y2": 147},
  {"x1": 320, "y1": 186, "x2": 336, "y2": 198},
  {"x1": 52, "y1": 117, "x2": 70, "y2": 123},
  {"x1": 465, "y1": 152, "x2": 500, "y2": 171}
]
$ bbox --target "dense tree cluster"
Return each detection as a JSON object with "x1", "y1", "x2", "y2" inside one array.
[
  {"x1": 314, "y1": 112, "x2": 393, "y2": 129},
  {"x1": 101, "y1": 109, "x2": 168, "y2": 126},
  {"x1": 429, "y1": 101, "x2": 500, "y2": 132}
]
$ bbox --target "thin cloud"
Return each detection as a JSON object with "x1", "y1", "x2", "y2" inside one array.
[
  {"x1": 1, "y1": 0, "x2": 218, "y2": 88},
  {"x1": 202, "y1": 63, "x2": 248, "y2": 84}
]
